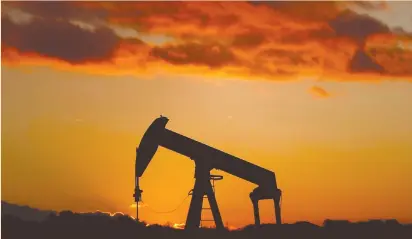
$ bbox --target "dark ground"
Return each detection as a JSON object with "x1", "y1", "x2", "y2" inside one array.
[{"x1": 2, "y1": 211, "x2": 412, "y2": 239}]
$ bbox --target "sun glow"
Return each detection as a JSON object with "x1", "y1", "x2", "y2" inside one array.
[{"x1": 172, "y1": 223, "x2": 186, "y2": 230}]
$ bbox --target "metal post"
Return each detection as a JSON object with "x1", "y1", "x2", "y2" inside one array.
[
  {"x1": 252, "y1": 200, "x2": 260, "y2": 226},
  {"x1": 274, "y1": 190, "x2": 282, "y2": 225}
]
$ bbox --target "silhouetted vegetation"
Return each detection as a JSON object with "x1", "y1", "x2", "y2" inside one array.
[
  {"x1": 1, "y1": 201, "x2": 55, "y2": 222},
  {"x1": 2, "y1": 210, "x2": 412, "y2": 239}
]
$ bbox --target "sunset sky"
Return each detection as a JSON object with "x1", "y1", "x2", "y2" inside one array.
[{"x1": 1, "y1": 1, "x2": 412, "y2": 228}]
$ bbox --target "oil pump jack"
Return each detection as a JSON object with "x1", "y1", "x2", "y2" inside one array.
[{"x1": 133, "y1": 116, "x2": 282, "y2": 230}]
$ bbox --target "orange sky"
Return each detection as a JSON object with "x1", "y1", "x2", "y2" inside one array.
[{"x1": 1, "y1": 1, "x2": 412, "y2": 228}]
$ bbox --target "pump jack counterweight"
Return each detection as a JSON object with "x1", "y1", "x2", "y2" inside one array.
[{"x1": 134, "y1": 116, "x2": 282, "y2": 230}]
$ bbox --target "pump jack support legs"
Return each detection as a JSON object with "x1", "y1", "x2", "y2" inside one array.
[
  {"x1": 185, "y1": 177, "x2": 224, "y2": 230},
  {"x1": 250, "y1": 189, "x2": 282, "y2": 227},
  {"x1": 185, "y1": 162, "x2": 224, "y2": 230},
  {"x1": 274, "y1": 196, "x2": 281, "y2": 225},
  {"x1": 185, "y1": 177, "x2": 204, "y2": 229},
  {"x1": 252, "y1": 200, "x2": 260, "y2": 226}
]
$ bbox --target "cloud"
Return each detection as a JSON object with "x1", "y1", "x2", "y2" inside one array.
[
  {"x1": 367, "y1": 44, "x2": 412, "y2": 76},
  {"x1": 231, "y1": 27, "x2": 268, "y2": 49},
  {"x1": 309, "y1": 86, "x2": 330, "y2": 98},
  {"x1": 256, "y1": 48, "x2": 315, "y2": 66},
  {"x1": 347, "y1": 1, "x2": 389, "y2": 12},
  {"x1": 329, "y1": 10, "x2": 390, "y2": 48},
  {"x1": 1, "y1": 16, "x2": 123, "y2": 64},
  {"x1": 150, "y1": 42, "x2": 237, "y2": 68},
  {"x1": 348, "y1": 50, "x2": 385, "y2": 74},
  {"x1": 1, "y1": 1, "x2": 411, "y2": 81},
  {"x1": 2, "y1": 1, "x2": 108, "y2": 22},
  {"x1": 249, "y1": 1, "x2": 344, "y2": 22}
]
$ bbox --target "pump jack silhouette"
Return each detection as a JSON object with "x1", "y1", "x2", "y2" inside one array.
[{"x1": 133, "y1": 116, "x2": 282, "y2": 230}]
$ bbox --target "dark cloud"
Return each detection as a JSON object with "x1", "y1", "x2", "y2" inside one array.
[
  {"x1": 209, "y1": 14, "x2": 240, "y2": 27},
  {"x1": 99, "y1": 2, "x2": 210, "y2": 31},
  {"x1": 329, "y1": 10, "x2": 390, "y2": 47},
  {"x1": 52, "y1": 1, "x2": 238, "y2": 38},
  {"x1": 348, "y1": 50, "x2": 385, "y2": 74},
  {"x1": 250, "y1": 1, "x2": 342, "y2": 22},
  {"x1": 2, "y1": 1, "x2": 108, "y2": 21},
  {"x1": 150, "y1": 43, "x2": 237, "y2": 68},
  {"x1": 328, "y1": 10, "x2": 391, "y2": 75},
  {"x1": 1, "y1": 16, "x2": 122, "y2": 64},
  {"x1": 232, "y1": 28, "x2": 267, "y2": 49}
]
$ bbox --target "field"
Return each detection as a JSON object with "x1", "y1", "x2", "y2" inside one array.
[{"x1": 2, "y1": 210, "x2": 412, "y2": 239}]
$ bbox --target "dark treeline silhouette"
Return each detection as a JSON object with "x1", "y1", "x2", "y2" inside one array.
[
  {"x1": 1, "y1": 201, "x2": 56, "y2": 222},
  {"x1": 2, "y1": 210, "x2": 412, "y2": 239}
]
